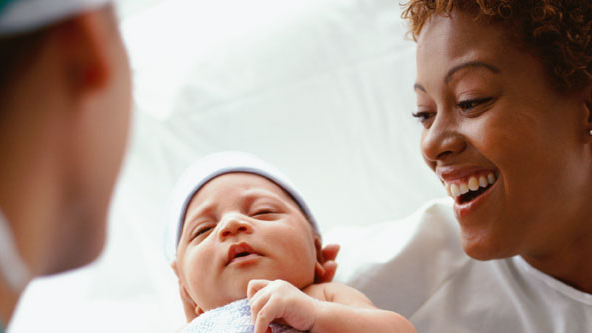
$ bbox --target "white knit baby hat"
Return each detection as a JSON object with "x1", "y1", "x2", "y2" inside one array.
[
  {"x1": 0, "y1": 0, "x2": 112, "y2": 35},
  {"x1": 164, "y1": 151, "x2": 320, "y2": 262}
]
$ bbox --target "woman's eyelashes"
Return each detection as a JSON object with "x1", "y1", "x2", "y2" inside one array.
[
  {"x1": 456, "y1": 97, "x2": 495, "y2": 112},
  {"x1": 412, "y1": 110, "x2": 436, "y2": 127},
  {"x1": 412, "y1": 111, "x2": 430, "y2": 121},
  {"x1": 412, "y1": 96, "x2": 496, "y2": 126}
]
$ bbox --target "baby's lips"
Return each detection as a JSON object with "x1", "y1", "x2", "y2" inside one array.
[{"x1": 227, "y1": 242, "x2": 258, "y2": 265}]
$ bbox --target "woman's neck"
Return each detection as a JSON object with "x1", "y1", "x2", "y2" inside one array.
[{"x1": 522, "y1": 225, "x2": 592, "y2": 294}]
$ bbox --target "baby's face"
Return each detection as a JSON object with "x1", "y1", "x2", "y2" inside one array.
[{"x1": 174, "y1": 173, "x2": 320, "y2": 312}]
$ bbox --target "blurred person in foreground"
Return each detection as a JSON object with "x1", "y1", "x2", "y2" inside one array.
[{"x1": 0, "y1": 0, "x2": 132, "y2": 330}]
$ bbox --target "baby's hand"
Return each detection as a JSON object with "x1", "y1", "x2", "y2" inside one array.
[{"x1": 247, "y1": 279, "x2": 318, "y2": 333}]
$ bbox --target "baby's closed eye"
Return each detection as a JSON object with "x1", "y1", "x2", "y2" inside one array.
[
  {"x1": 250, "y1": 206, "x2": 282, "y2": 220},
  {"x1": 191, "y1": 222, "x2": 216, "y2": 240}
]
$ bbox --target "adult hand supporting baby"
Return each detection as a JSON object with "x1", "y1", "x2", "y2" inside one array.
[
  {"x1": 247, "y1": 279, "x2": 318, "y2": 333},
  {"x1": 315, "y1": 244, "x2": 340, "y2": 283}
]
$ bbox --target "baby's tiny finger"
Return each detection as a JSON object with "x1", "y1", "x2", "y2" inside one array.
[
  {"x1": 249, "y1": 288, "x2": 272, "y2": 324},
  {"x1": 253, "y1": 302, "x2": 276, "y2": 333},
  {"x1": 248, "y1": 279, "x2": 270, "y2": 299}
]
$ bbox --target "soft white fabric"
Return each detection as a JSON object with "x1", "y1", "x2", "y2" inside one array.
[
  {"x1": 164, "y1": 151, "x2": 320, "y2": 262},
  {"x1": 182, "y1": 298, "x2": 302, "y2": 333},
  {"x1": 0, "y1": 0, "x2": 111, "y2": 34},
  {"x1": 326, "y1": 198, "x2": 592, "y2": 332}
]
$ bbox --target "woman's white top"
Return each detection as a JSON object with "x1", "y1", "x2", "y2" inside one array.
[{"x1": 326, "y1": 198, "x2": 592, "y2": 332}]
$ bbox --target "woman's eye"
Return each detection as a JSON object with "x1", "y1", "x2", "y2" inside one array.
[
  {"x1": 457, "y1": 97, "x2": 494, "y2": 111},
  {"x1": 412, "y1": 111, "x2": 435, "y2": 127}
]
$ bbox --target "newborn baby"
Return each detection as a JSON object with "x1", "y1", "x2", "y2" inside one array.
[{"x1": 165, "y1": 152, "x2": 415, "y2": 333}]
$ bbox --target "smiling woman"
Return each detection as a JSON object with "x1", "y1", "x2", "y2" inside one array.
[
  {"x1": 376, "y1": 0, "x2": 592, "y2": 331},
  {"x1": 409, "y1": 0, "x2": 592, "y2": 277},
  {"x1": 413, "y1": 10, "x2": 592, "y2": 262}
]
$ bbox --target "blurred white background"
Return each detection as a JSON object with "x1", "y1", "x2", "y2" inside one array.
[{"x1": 8, "y1": 0, "x2": 444, "y2": 331}]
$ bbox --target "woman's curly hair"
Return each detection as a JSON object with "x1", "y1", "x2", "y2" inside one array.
[{"x1": 401, "y1": 0, "x2": 592, "y2": 92}]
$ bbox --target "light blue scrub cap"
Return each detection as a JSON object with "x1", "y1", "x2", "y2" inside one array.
[
  {"x1": 0, "y1": 0, "x2": 111, "y2": 35},
  {"x1": 164, "y1": 151, "x2": 320, "y2": 262}
]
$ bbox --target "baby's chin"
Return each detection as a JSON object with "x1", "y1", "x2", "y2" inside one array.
[
  {"x1": 198, "y1": 270, "x2": 315, "y2": 311},
  {"x1": 198, "y1": 288, "x2": 250, "y2": 312}
]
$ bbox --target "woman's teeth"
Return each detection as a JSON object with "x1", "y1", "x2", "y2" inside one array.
[{"x1": 446, "y1": 173, "x2": 496, "y2": 199}]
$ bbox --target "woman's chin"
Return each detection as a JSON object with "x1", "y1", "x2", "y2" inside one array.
[{"x1": 460, "y1": 231, "x2": 513, "y2": 261}]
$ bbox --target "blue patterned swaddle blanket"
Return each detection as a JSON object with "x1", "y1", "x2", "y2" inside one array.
[{"x1": 182, "y1": 298, "x2": 305, "y2": 333}]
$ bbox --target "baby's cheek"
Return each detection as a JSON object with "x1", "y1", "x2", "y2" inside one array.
[
  {"x1": 183, "y1": 251, "x2": 210, "y2": 284},
  {"x1": 287, "y1": 248, "x2": 317, "y2": 288}
]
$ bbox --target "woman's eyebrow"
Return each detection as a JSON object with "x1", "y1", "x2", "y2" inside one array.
[
  {"x1": 413, "y1": 61, "x2": 500, "y2": 93},
  {"x1": 444, "y1": 61, "x2": 501, "y2": 84}
]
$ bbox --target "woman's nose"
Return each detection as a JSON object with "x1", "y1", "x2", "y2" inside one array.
[
  {"x1": 217, "y1": 214, "x2": 253, "y2": 240},
  {"x1": 420, "y1": 114, "x2": 466, "y2": 164}
]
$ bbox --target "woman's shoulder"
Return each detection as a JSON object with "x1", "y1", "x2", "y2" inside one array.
[
  {"x1": 324, "y1": 198, "x2": 469, "y2": 317},
  {"x1": 325, "y1": 198, "x2": 465, "y2": 283}
]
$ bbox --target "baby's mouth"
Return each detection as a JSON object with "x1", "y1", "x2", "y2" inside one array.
[
  {"x1": 445, "y1": 172, "x2": 498, "y2": 204},
  {"x1": 227, "y1": 242, "x2": 260, "y2": 265}
]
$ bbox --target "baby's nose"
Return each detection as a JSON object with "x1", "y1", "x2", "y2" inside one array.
[{"x1": 218, "y1": 214, "x2": 253, "y2": 240}]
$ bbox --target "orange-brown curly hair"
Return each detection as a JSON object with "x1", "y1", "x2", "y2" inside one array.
[{"x1": 401, "y1": 0, "x2": 592, "y2": 92}]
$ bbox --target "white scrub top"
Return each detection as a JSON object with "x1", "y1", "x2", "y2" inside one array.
[
  {"x1": 0, "y1": 209, "x2": 30, "y2": 292},
  {"x1": 326, "y1": 199, "x2": 592, "y2": 332}
]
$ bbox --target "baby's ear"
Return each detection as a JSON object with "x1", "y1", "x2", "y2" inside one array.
[
  {"x1": 313, "y1": 236, "x2": 326, "y2": 281},
  {"x1": 171, "y1": 260, "x2": 201, "y2": 322}
]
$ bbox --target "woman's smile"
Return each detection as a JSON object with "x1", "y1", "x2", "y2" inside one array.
[
  {"x1": 414, "y1": 9, "x2": 592, "y2": 261},
  {"x1": 436, "y1": 165, "x2": 499, "y2": 222},
  {"x1": 452, "y1": 174, "x2": 499, "y2": 220}
]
